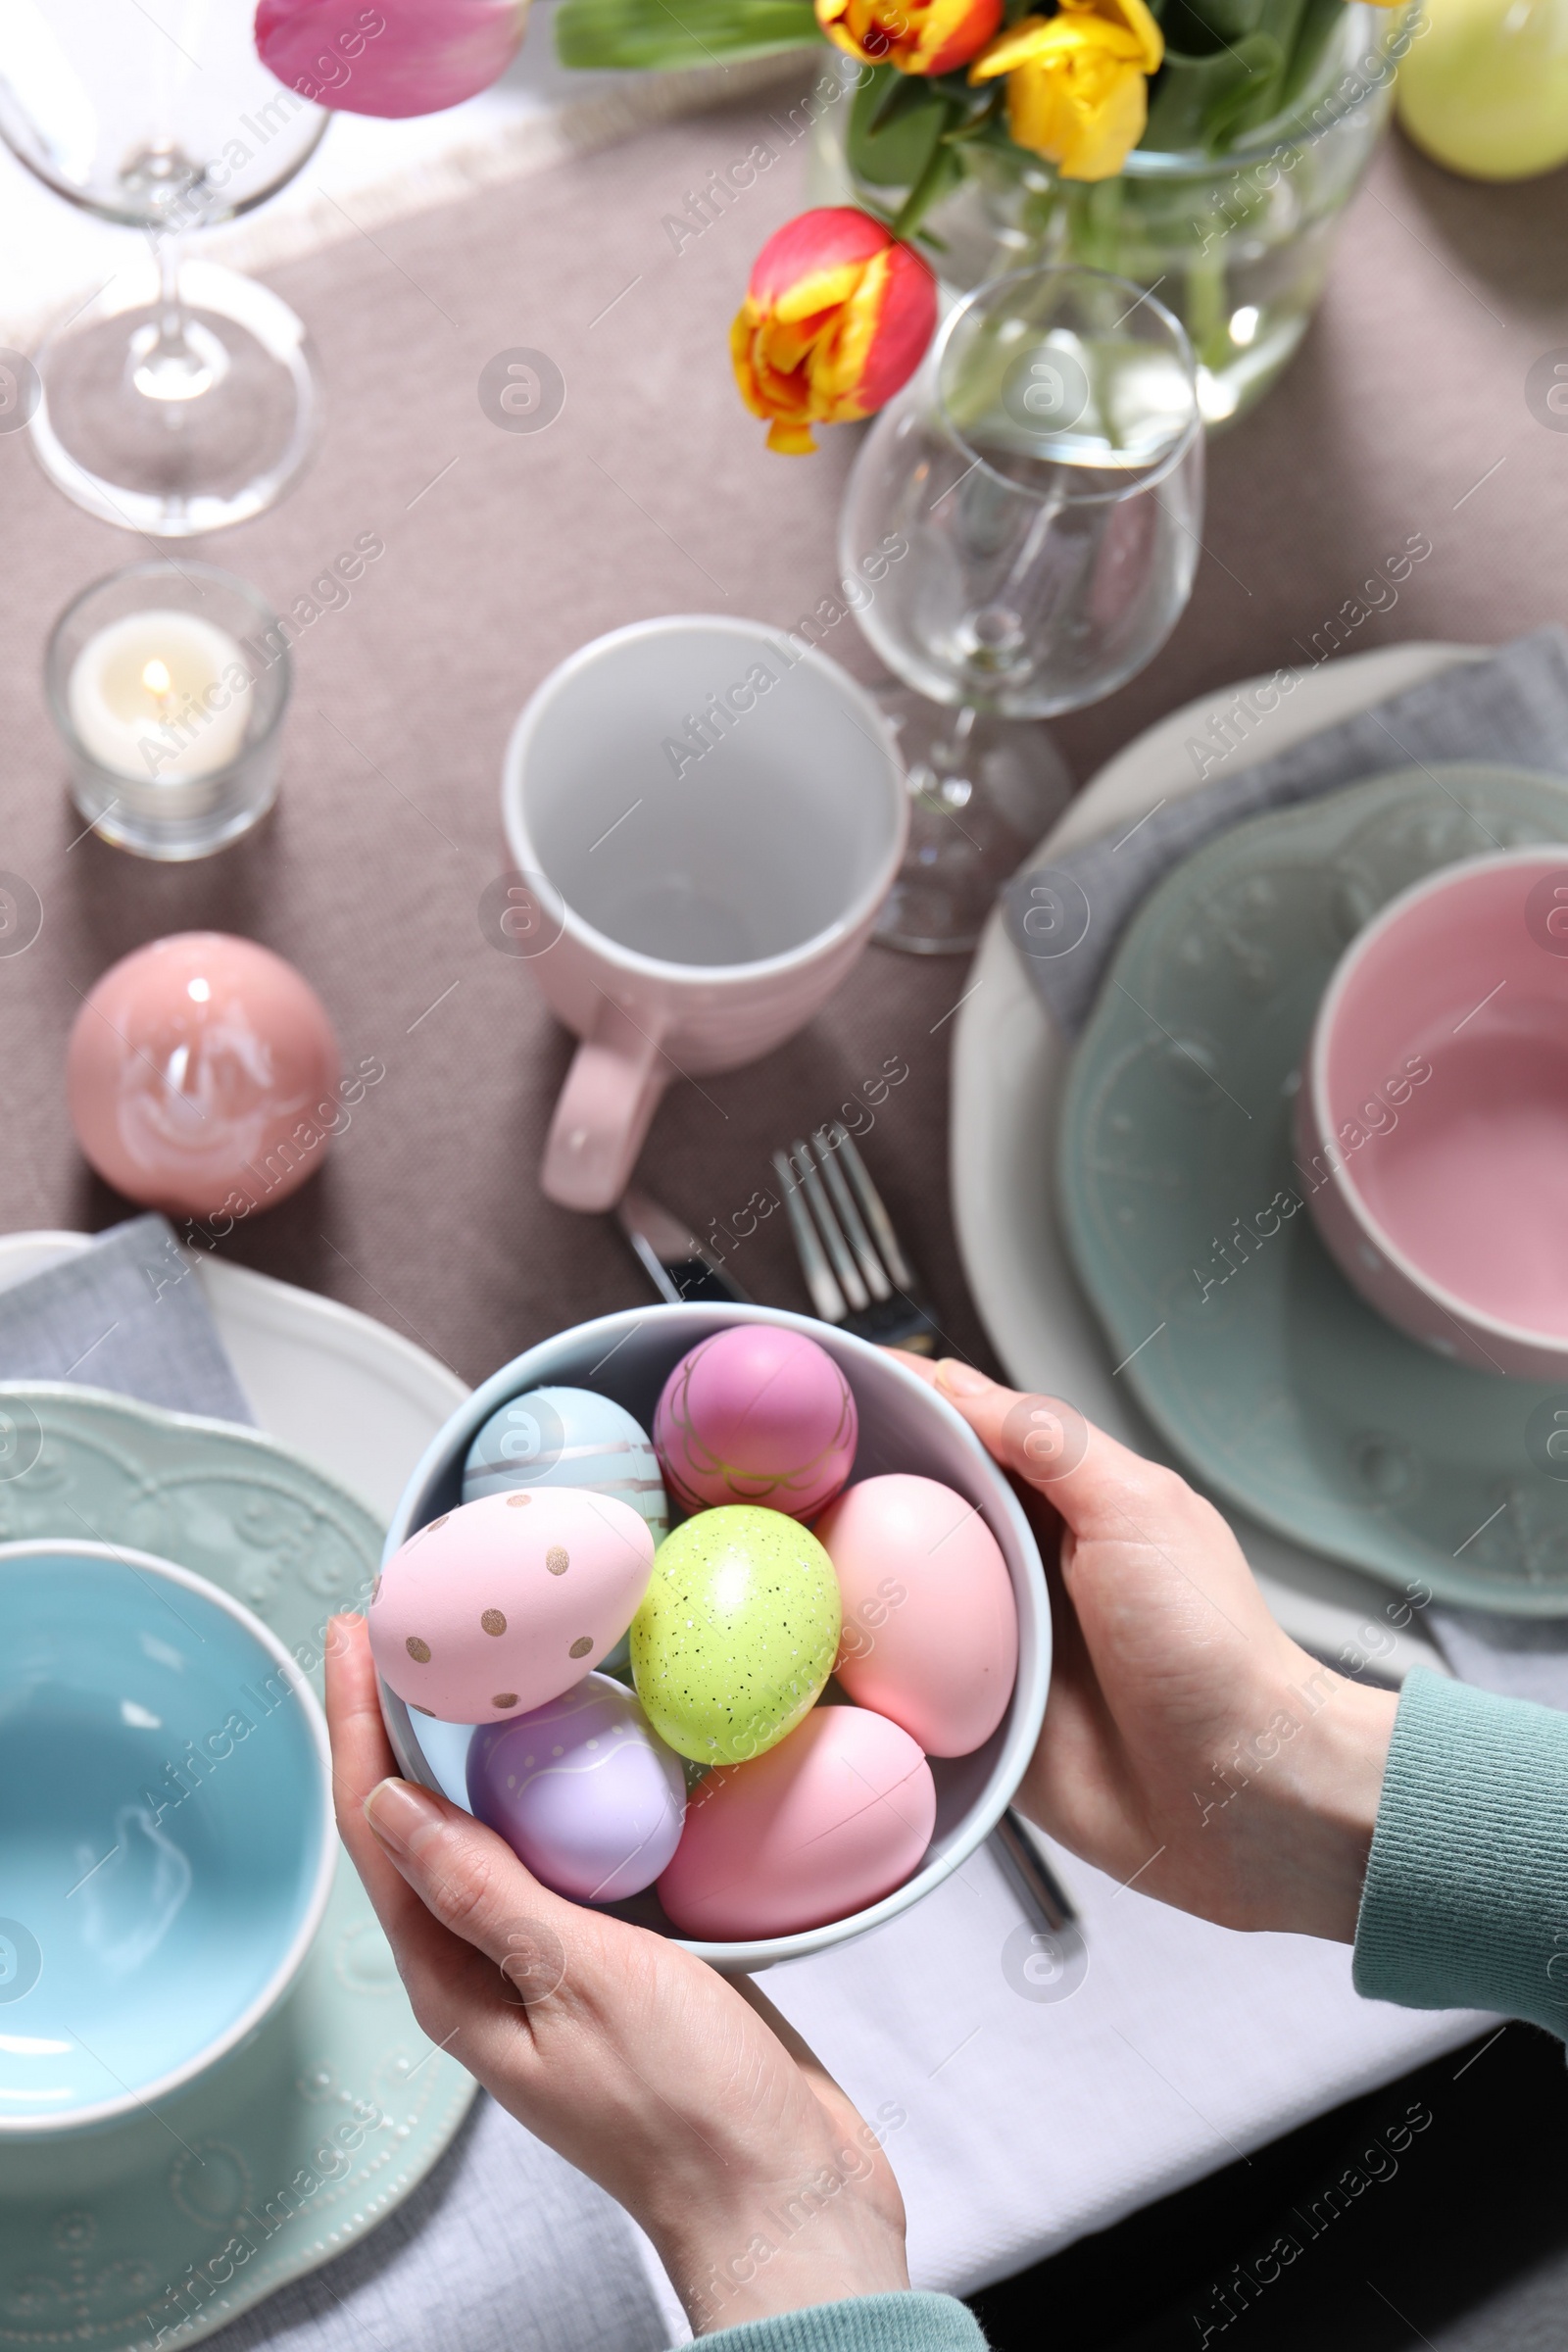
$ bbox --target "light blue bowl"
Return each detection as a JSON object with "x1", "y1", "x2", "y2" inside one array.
[{"x1": 0, "y1": 1540, "x2": 334, "y2": 2135}]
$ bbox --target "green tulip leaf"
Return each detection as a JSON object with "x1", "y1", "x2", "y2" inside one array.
[
  {"x1": 556, "y1": 0, "x2": 821, "y2": 69},
  {"x1": 850, "y1": 68, "x2": 953, "y2": 184},
  {"x1": 1143, "y1": 29, "x2": 1284, "y2": 150},
  {"x1": 1174, "y1": 0, "x2": 1265, "y2": 42},
  {"x1": 1276, "y1": 0, "x2": 1350, "y2": 112},
  {"x1": 892, "y1": 130, "x2": 968, "y2": 234}
]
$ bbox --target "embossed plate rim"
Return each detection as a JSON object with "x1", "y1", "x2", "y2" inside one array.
[
  {"x1": 0, "y1": 1377, "x2": 478, "y2": 2347},
  {"x1": 1055, "y1": 760, "x2": 1568, "y2": 1613},
  {"x1": 951, "y1": 641, "x2": 1481, "y2": 1674}
]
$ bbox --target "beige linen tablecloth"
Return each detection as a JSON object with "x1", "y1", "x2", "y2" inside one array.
[
  {"x1": 1, "y1": 93, "x2": 1564, "y2": 1392},
  {"x1": 0, "y1": 77, "x2": 1564, "y2": 2343}
]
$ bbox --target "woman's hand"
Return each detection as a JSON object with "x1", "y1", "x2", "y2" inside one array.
[
  {"x1": 897, "y1": 1360, "x2": 1397, "y2": 1941},
  {"x1": 325, "y1": 1615, "x2": 908, "y2": 2335}
]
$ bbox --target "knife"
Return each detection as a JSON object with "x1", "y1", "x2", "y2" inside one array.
[{"x1": 617, "y1": 1188, "x2": 751, "y2": 1307}]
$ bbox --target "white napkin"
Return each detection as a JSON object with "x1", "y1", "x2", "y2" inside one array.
[{"x1": 737, "y1": 1828, "x2": 1492, "y2": 2309}]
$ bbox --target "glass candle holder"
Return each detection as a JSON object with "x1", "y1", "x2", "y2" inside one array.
[{"x1": 45, "y1": 562, "x2": 292, "y2": 859}]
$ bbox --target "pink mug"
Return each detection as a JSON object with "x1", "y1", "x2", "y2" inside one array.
[{"x1": 500, "y1": 615, "x2": 907, "y2": 1211}]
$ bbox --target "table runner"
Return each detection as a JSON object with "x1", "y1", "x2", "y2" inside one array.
[{"x1": 0, "y1": 79, "x2": 1564, "y2": 2341}]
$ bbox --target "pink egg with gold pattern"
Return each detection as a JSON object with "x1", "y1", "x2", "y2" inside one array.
[
  {"x1": 653, "y1": 1324, "x2": 857, "y2": 1519},
  {"x1": 67, "y1": 933, "x2": 342, "y2": 1220}
]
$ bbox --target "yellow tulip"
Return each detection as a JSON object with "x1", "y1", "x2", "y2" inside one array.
[{"x1": 970, "y1": 0, "x2": 1163, "y2": 181}]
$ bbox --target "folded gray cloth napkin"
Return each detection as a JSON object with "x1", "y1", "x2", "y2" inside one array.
[
  {"x1": 1413, "y1": 1607, "x2": 1568, "y2": 1711},
  {"x1": 0, "y1": 1214, "x2": 255, "y2": 1422},
  {"x1": 1004, "y1": 626, "x2": 1568, "y2": 1038},
  {"x1": 204, "y1": 2099, "x2": 667, "y2": 2352},
  {"x1": 1001, "y1": 627, "x2": 1568, "y2": 1708},
  {"x1": 0, "y1": 1214, "x2": 666, "y2": 2352}
]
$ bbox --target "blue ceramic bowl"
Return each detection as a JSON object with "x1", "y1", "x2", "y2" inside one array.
[{"x1": 0, "y1": 1540, "x2": 334, "y2": 2134}]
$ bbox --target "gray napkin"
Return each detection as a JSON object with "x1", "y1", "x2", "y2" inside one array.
[
  {"x1": 1001, "y1": 627, "x2": 1568, "y2": 1706},
  {"x1": 0, "y1": 1214, "x2": 255, "y2": 1423},
  {"x1": 1416, "y1": 1608, "x2": 1568, "y2": 1711},
  {"x1": 203, "y1": 2098, "x2": 667, "y2": 2352},
  {"x1": 1004, "y1": 626, "x2": 1568, "y2": 1038}
]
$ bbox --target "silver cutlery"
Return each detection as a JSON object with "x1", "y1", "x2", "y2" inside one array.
[
  {"x1": 617, "y1": 1187, "x2": 749, "y2": 1306},
  {"x1": 771, "y1": 1124, "x2": 941, "y2": 1354}
]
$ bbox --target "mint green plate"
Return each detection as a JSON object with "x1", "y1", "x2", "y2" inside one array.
[
  {"x1": 1057, "y1": 764, "x2": 1568, "y2": 1616},
  {"x1": 0, "y1": 1386, "x2": 476, "y2": 2351}
]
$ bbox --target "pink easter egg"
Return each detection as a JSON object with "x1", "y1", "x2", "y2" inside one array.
[
  {"x1": 370, "y1": 1489, "x2": 654, "y2": 1725},
  {"x1": 66, "y1": 932, "x2": 342, "y2": 1221},
  {"x1": 657, "y1": 1704, "x2": 935, "y2": 1940},
  {"x1": 466, "y1": 1674, "x2": 686, "y2": 1902},
  {"x1": 653, "y1": 1325, "x2": 858, "y2": 1519},
  {"x1": 815, "y1": 1474, "x2": 1018, "y2": 1757}
]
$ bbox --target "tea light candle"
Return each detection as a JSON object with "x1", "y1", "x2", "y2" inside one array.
[{"x1": 67, "y1": 610, "x2": 253, "y2": 783}]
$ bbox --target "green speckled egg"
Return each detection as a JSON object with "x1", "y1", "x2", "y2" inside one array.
[{"x1": 629, "y1": 1504, "x2": 842, "y2": 1765}]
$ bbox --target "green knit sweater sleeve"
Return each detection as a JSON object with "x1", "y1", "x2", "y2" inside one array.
[
  {"x1": 1354, "y1": 1667, "x2": 1568, "y2": 2035},
  {"x1": 684, "y1": 2292, "x2": 988, "y2": 2352}
]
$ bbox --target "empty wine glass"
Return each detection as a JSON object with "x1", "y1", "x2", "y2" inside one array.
[
  {"x1": 0, "y1": 0, "x2": 329, "y2": 535},
  {"x1": 841, "y1": 264, "x2": 1203, "y2": 954}
]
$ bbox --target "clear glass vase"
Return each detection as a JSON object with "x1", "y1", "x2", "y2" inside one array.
[{"x1": 808, "y1": 4, "x2": 1410, "y2": 428}]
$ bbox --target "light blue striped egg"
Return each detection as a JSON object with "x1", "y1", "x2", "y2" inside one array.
[{"x1": 462, "y1": 1386, "x2": 668, "y2": 1544}]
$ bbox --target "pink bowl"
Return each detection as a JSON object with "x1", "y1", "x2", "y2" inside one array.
[{"x1": 1300, "y1": 849, "x2": 1568, "y2": 1379}]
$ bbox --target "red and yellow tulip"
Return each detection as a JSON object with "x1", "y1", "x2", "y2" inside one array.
[
  {"x1": 730, "y1": 208, "x2": 938, "y2": 456},
  {"x1": 969, "y1": 0, "x2": 1163, "y2": 180},
  {"x1": 815, "y1": 0, "x2": 1004, "y2": 75}
]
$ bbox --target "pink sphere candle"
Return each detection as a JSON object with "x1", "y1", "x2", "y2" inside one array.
[
  {"x1": 653, "y1": 1324, "x2": 858, "y2": 1519},
  {"x1": 67, "y1": 933, "x2": 341, "y2": 1220}
]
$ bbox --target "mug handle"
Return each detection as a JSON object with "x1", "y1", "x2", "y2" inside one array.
[{"x1": 540, "y1": 1001, "x2": 668, "y2": 1211}]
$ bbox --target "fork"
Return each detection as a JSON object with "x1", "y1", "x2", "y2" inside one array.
[
  {"x1": 770, "y1": 1128, "x2": 1079, "y2": 1932},
  {"x1": 771, "y1": 1125, "x2": 943, "y2": 1354}
]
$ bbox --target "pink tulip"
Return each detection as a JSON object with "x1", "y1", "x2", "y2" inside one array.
[{"x1": 254, "y1": 0, "x2": 530, "y2": 118}]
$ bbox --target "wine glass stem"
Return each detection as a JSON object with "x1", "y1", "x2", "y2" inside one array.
[
  {"x1": 133, "y1": 232, "x2": 215, "y2": 404},
  {"x1": 158, "y1": 229, "x2": 181, "y2": 324}
]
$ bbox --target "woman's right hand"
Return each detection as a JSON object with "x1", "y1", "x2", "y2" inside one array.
[
  {"x1": 896, "y1": 1359, "x2": 1398, "y2": 1943},
  {"x1": 327, "y1": 1614, "x2": 909, "y2": 2336}
]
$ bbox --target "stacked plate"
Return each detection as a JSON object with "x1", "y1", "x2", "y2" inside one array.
[
  {"x1": 0, "y1": 1245, "x2": 476, "y2": 2352},
  {"x1": 955, "y1": 646, "x2": 1568, "y2": 1638}
]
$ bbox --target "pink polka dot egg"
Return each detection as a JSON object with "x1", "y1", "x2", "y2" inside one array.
[
  {"x1": 653, "y1": 1324, "x2": 857, "y2": 1519},
  {"x1": 368, "y1": 1488, "x2": 655, "y2": 1726}
]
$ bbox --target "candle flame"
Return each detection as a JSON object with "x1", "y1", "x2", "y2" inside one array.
[{"x1": 142, "y1": 659, "x2": 172, "y2": 702}]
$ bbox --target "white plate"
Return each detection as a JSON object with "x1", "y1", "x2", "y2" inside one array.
[
  {"x1": 951, "y1": 643, "x2": 1486, "y2": 1680},
  {"x1": 0, "y1": 1232, "x2": 469, "y2": 1523}
]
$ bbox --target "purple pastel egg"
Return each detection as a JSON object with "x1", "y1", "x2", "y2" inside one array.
[
  {"x1": 466, "y1": 1673, "x2": 686, "y2": 1903},
  {"x1": 653, "y1": 1325, "x2": 858, "y2": 1519}
]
